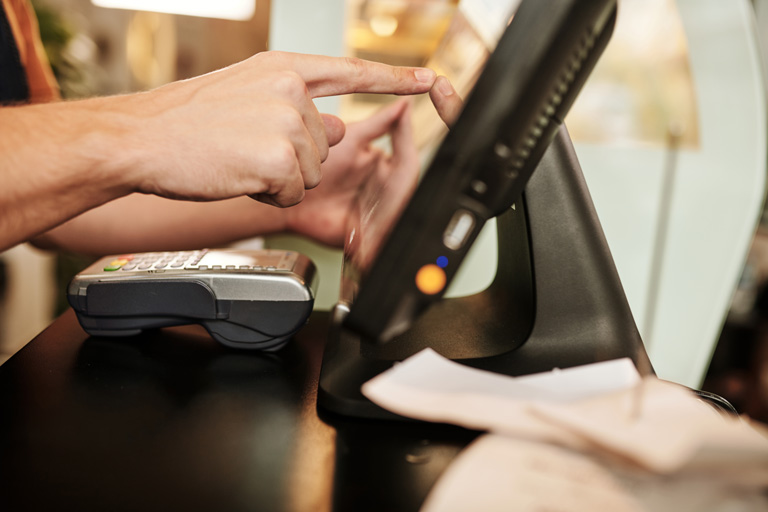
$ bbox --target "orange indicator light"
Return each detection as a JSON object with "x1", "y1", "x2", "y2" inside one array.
[{"x1": 415, "y1": 264, "x2": 447, "y2": 295}]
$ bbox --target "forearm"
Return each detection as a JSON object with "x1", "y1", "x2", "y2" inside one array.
[
  {"x1": 0, "y1": 84, "x2": 257, "y2": 253},
  {"x1": 0, "y1": 95, "x2": 145, "y2": 252},
  {"x1": 33, "y1": 195, "x2": 289, "y2": 256}
]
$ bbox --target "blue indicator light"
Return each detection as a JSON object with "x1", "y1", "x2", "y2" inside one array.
[{"x1": 436, "y1": 256, "x2": 449, "y2": 268}]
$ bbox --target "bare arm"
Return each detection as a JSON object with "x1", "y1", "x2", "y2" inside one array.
[
  {"x1": 31, "y1": 195, "x2": 288, "y2": 255},
  {"x1": 0, "y1": 96, "x2": 134, "y2": 252},
  {"x1": 1, "y1": 51, "x2": 436, "y2": 253},
  {"x1": 32, "y1": 100, "x2": 420, "y2": 255}
]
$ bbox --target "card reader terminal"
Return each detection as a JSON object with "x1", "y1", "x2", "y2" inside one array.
[{"x1": 67, "y1": 249, "x2": 317, "y2": 350}]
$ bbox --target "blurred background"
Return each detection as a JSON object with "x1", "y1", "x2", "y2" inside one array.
[{"x1": 1, "y1": 0, "x2": 768, "y2": 423}]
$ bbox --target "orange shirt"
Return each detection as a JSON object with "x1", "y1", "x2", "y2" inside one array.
[{"x1": 1, "y1": 0, "x2": 59, "y2": 103}]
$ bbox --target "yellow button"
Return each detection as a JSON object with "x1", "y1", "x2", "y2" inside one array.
[{"x1": 415, "y1": 264, "x2": 447, "y2": 295}]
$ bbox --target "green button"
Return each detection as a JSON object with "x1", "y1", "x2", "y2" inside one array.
[{"x1": 103, "y1": 265, "x2": 121, "y2": 271}]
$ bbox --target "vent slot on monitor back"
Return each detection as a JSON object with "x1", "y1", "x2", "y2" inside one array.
[{"x1": 504, "y1": 26, "x2": 600, "y2": 178}]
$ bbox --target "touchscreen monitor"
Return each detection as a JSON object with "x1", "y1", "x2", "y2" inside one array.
[{"x1": 341, "y1": 0, "x2": 618, "y2": 342}]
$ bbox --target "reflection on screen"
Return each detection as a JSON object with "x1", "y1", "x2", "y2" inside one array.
[{"x1": 339, "y1": 4, "x2": 515, "y2": 308}]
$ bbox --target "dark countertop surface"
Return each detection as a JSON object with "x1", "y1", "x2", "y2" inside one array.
[{"x1": 0, "y1": 309, "x2": 475, "y2": 512}]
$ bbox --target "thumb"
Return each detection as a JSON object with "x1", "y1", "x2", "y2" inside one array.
[{"x1": 322, "y1": 113, "x2": 346, "y2": 147}]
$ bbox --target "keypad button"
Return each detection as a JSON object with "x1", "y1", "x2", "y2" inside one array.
[{"x1": 113, "y1": 250, "x2": 218, "y2": 271}]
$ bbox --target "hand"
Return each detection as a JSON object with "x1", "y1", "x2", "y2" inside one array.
[
  {"x1": 285, "y1": 99, "x2": 418, "y2": 247},
  {"x1": 127, "y1": 51, "x2": 436, "y2": 207},
  {"x1": 287, "y1": 75, "x2": 462, "y2": 248}
]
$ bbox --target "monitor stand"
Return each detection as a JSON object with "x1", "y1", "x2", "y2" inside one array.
[{"x1": 318, "y1": 127, "x2": 653, "y2": 419}]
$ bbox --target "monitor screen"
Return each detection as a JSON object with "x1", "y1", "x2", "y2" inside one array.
[{"x1": 340, "y1": 0, "x2": 618, "y2": 341}]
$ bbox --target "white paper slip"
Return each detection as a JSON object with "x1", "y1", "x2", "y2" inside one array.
[
  {"x1": 362, "y1": 349, "x2": 642, "y2": 447},
  {"x1": 362, "y1": 349, "x2": 768, "y2": 473},
  {"x1": 363, "y1": 348, "x2": 641, "y2": 402}
]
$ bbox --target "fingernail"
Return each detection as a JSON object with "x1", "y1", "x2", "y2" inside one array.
[
  {"x1": 414, "y1": 68, "x2": 436, "y2": 83},
  {"x1": 437, "y1": 77, "x2": 454, "y2": 96}
]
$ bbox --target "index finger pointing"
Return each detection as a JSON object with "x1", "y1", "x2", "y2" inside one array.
[{"x1": 272, "y1": 52, "x2": 437, "y2": 98}]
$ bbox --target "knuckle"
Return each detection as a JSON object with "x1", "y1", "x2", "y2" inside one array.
[
  {"x1": 284, "y1": 189, "x2": 305, "y2": 207},
  {"x1": 275, "y1": 70, "x2": 308, "y2": 99},
  {"x1": 275, "y1": 183, "x2": 305, "y2": 207},
  {"x1": 390, "y1": 65, "x2": 404, "y2": 87},
  {"x1": 304, "y1": 163, "x2": 322, "y2": 189},
  {"x1": 254, "y1": 50, "x2": 283, "y2": 66},
  {"x1": 343, "y1": 57, "x2": 367, "y2": 89},
  {"x1": 270, "y1": 140, "x2": 298, "y2": 171},
  {"x1": 251, "y1": 51, "x2": 269, "y2": 65},
  {"x1": 279, "y1": 107, "x2": 305, "y2": 134},
  {"x1": 318, "y1": 142, "x2": 329, "y2": 162},
  {"x1": 344, "y1": 56, "x2": 364, "y2": 72},
  {"x1": 264, "y1": 50, "x2": 283, "y2": 60}
]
